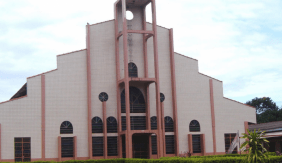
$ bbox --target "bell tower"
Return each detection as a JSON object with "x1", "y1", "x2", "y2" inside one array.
[{"x1": 114, "y1": 0, "x2": 164, "y2": 159}]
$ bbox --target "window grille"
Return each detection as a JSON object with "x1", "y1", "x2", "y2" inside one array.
[
  {"x1": 160, "y1": 93, "x2": 165, "y2": 102},
  {"x1": 92, "y1": 117, "x2": 103, "y2": 133},
  {"x1": 122, "y1": 116, "x2": 126, "y2": 131},
  {"x1": 165, "y1": 135, "x2": 175, "y2": 154},
  {"x1": 224, "y1": 133, "x2": 237, "y2": 154},
  {"x1": 60, "y1": 121, "x2": 73, "y2": 134},
  {"x1": 151, "y1": 136, "x2": 157, "y2": 155},
  {"x1": 131, "y1": 116, "x2": 146, "y2": 130},
  {"x1": 107, "y1": 117, "x2": 117, "y2": 133},
  {"x1": 121, "y1": 116, "x2": 146, "y2": 130},
  {"x1": 189, "y1": 120, "x2": 200, "y2": 132},
  {"x1": 192, "y1": 135, "x2": 201, "y2": 153},
  {"x1": 92, "y1": 137, "x2": 103, "y2": 156},
  {"x1": 128, "y1": 62, "x2": 138, "y2": 77},
  {"x1": 14, "y1": 137, "x2": 31, "y2": 162},
  {"x1": 151, "y1": 116, "x2": 157, "y2": 130},
  {"x1": 107, "y1": 136, "x2": 118, "y2": 156},
  {"x1": 61, "y1": 137, "x2": 74, "y2": 157},
  {"x1": 98, "y1": 92, "x2": 108, "y2": 102},
  {"x1": 122, "y1": 135, "x2": 126, "y2": 158},
  {"x1": 121, "y1": 87, "x2": 146, "y2": 113},
  {"x1": 164, "y1": 116, "x2": 174, "y2": 132}
]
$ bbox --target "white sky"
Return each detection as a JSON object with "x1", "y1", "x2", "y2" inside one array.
[{"x1": 0, "y1": 0, "x2": 281, "y2": 107}]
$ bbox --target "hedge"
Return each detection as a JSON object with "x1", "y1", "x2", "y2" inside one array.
[{"x1": 8, "y1": 153, "x2": 282, "y2": 163}]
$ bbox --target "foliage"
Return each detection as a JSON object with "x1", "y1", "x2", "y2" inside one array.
[
  {"x1": 246, "y1": 97, "x2": 282, "y2": 123},
  {"x1": 240, "y1": 129, "x2": 269, "y2": 163},
  {"x1": 13, "y1": 153, "x2": 282, "y2": 163}
]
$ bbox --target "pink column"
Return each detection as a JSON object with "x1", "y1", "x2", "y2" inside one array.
[
  {"x1": 114, "y1": 1, "x2": 122, "y2": 158},
  {"x1": 0, "y1": 124, "x2": 1, "y2": 161},
  {"x1": 74, "y1": 136, "x2": 77, "y2": 160},
  {"x1": 188, "y1": 134, "x2": 192, "y2": 153},
  {"x1": 151, "y1": 0, "x2": 163, "y2": 158},
  {"x1": 209, "y1": 79, "x2": 216, "y2": 155},
  {"x1": 86, "y1": 23, "x2": 93, "y2": 159},
  {"x1": 146, "y1": 85, "x2": 151, "y2": 130},
  {"x1": 200, "y1": 134, "x2": 206, "y2": 156},
  {"x1": 121, "y1": 0, "x2": 132, "y2": 158},
  {"x1": 58, "y1": 136, "x2": 61, "y2": 162},
  {"x1": 41, "y1": 75, "x2": 46, "y2": 160},
  {"x1": 161, "y1": 102, "x2": 166, "y2": 156},
  {"x1": 103, "y1": 102, "x2": 108, "y2": 159},
  {"x1": 169, "y1": 29, "x2": 179, "y2": 156}
]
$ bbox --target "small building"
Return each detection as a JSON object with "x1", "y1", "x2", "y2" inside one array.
[
  {"x1": 249, "y1": 121, "x2": 282, "y2": 153},
  {"x1": 0, "y1": 0, "x2": 256, "y2": 162}
]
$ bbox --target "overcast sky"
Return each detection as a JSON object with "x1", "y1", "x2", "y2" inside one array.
[{"x1": 0, "y1": 0, "x2": 281, "y2": 107}]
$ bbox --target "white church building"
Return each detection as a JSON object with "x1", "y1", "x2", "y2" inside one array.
[{"x1": 0, "y1": 0, "x2": 256, "y2": 162}]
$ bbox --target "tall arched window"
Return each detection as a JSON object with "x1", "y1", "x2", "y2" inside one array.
[
  {"x1": 151, "y1": 116, "x2": 157, "y2": 130},
  {"x1": 107, "y1": 117, "x2": 117, "y2": 133},
  {"x1": 189, "y1": 120, "x2": 200, "y2": 132},
  {"x1": 164, "y1": 116, "x2": 174, "y2": 132},
  {"x1": 128, "y1": 62, "x2": 138, "y2": 77},
  {"x1": 121, "y1": 87, "x2": 145, "y2": 113},
  {"x1": 60, "y1": 121, "x2": 73, "y2": 134},
  {"x1": 92, "y1": 117, "x2": 103, "y2": 133}
]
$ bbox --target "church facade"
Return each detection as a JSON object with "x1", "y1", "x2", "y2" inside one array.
[{"x1": 0, "y1": 0, "x2": 256, "y2": 162}]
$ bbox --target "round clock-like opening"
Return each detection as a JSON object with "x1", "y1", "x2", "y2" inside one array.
[{"x1": 126, "y1": 10, "x2": 134, "y2": 20}]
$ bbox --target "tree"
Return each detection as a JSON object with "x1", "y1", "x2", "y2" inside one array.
[
  {"x1": 240, "y1": 129, "x2": 269, "y2": 163},
  {"x1": 246, "y1": 97, "x2": 282, "y2": 124}
]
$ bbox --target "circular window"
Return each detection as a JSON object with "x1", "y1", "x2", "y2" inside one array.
[
  {"x1": 99, "y1": 92, "x2": 108, "y2": 102},
  {"x1": 160, "y1": 93, "x2": 165, "y2": 102},
  {"x1": 126, "y1": 10, "x2": 134, "y2": 20}
]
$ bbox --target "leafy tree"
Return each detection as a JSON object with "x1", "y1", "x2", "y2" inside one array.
[
  {"x1": 240, "y1": 129, "x2": 269, "y2": 163},
  {"x1": 246, "y1": 97, "x2": 282, "y2": 124},
  {"x1": 246, "y1": 97, "x2": 279, "y2": 114}
]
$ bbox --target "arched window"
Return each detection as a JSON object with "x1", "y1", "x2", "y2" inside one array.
[
  {"x1": 107, "y1": 117, "x2": 117, "y2": 133},
  {"x1": 189, "y1": 120, "x2": 200, "y2": 132},
  {"x1": 92, "y1": 117, "x2": 103, "y2": 133},
  {"x1": 151, "y1": 116, "x2": 157, "y2": 130},
  {"x1": 128, "y1": 62, "x2": 138, "y2": 77},
  {"x1": 164, "y1": 116, "x2": 174, "y2": 132},
  {"x1": 121, "y1": 87, "x2": 145, "y2": 113},
  {"x1": 60, "y1": 121, "x2": 73, "y2": 134}
]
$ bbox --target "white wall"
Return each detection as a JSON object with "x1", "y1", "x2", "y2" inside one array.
[
  {"x1": 45, "y1": 50, "x2": 88, "y2": 158},
  {"x1": 175, "y1": 53, "x2": 256, "y2": 154},
  {"x1": 0, "y1": 76, "x2": 42, "y2": 159}
]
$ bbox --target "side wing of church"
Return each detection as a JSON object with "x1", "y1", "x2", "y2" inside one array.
[{"x1": 0, "y1": 0, "x2": 256, "y2": 161}]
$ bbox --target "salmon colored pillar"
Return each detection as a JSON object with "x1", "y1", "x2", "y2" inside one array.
[
  {"x1": 86, "y1": 23, "x2": 93, "y2": 159},
  {"x1": 188, "y1": 134, "x2": 192, "y2": 153},
  {"x1": 74, "y1": 136, "x2": 77, "y2": 160},
  {"x1": 151, "y1": 0, "x2": 163, "y2": 158},
  {"x1": 114, "y1": 0, "x2": 122, "y2": 158},
  {"x1": 0, "y1": 124, "x2": 1, "y2": 162},
  {"x1": 200, "y1": 134, "x2": 206, "y2": 156},
  {"x1": 169, "y1": 29, "x2": 179, "y2": 156},
  {"x1": 161, "y1": 102, "x2": 166, "y2": 156},
  {"x1": 209, "y1": 79, "x2": 216, "y2": 155},
  {"x1": 58, "y1": 136, "x2": 61, "y2": 162},
  {"x1": 121, "y1": 0, "x2": 132, "y2": 158},
  {"x1": 103, "y1": 102, "x2": 108, "y2": 159}
]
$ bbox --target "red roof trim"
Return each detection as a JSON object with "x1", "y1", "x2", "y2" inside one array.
[
  {"x1": 174, "y1": 52, "x2": 198, "y2": 61},
  {"x1": 27, "y1": 69, "x2": 57, "y2": 79},
  {"x1": 89, "y1": 19, "x2": 115, "y2": 26},
  {"x1": 224, "y1": 97, "x2": 256, "y2": 109},
  {"x1": 198, "y1": 73, "x2": 222, "y2": 82},
  {"x1": 0, "y1": 95, "x2": 27, "y2": 105}
]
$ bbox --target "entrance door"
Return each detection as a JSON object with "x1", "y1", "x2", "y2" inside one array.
[
  {"x1": 14, "y1": 137, "x2": 31, "y2": 162},
  {"x1": 132, "y1": 135, "x2": 149, "y2": 158}
]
